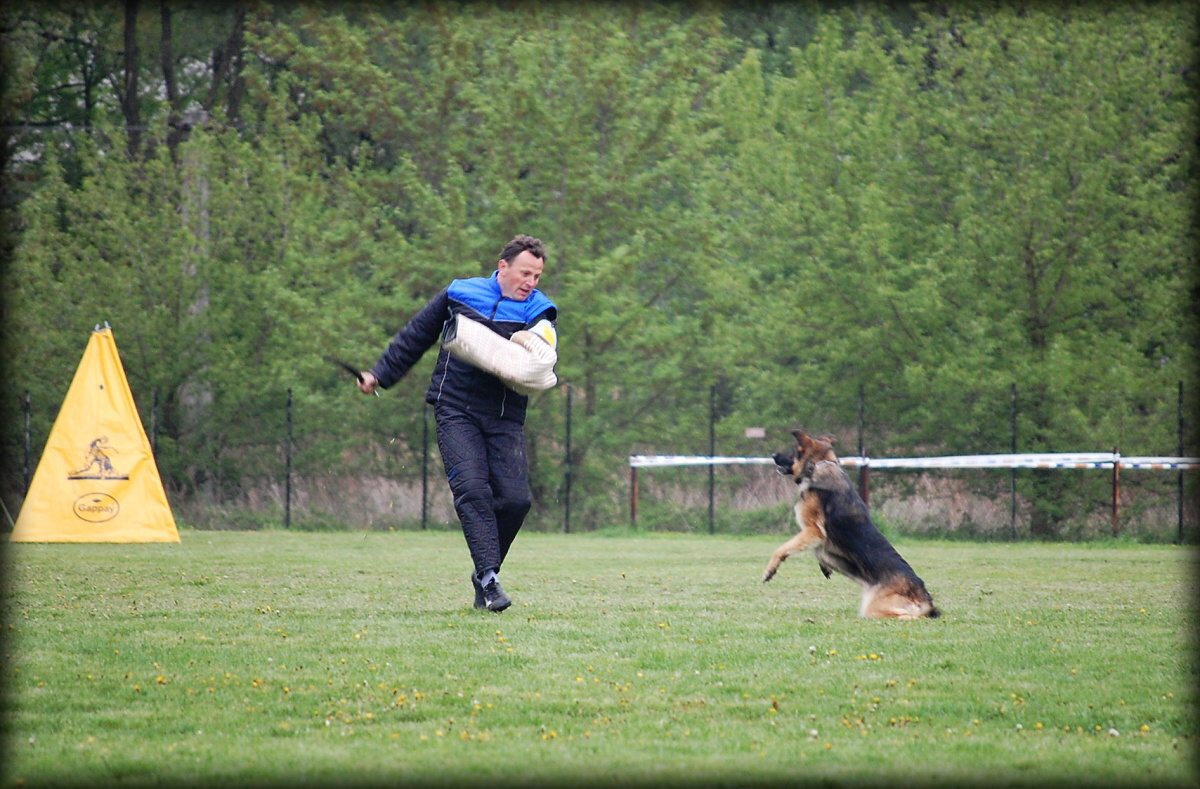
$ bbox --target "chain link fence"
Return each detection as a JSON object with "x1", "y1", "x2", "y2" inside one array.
[{"x1": 3, "y1": 383, "x2": 1195, "y2": 543}]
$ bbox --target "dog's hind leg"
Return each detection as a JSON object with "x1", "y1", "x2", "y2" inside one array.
[
  {"x1": 860, "y1": 586, "x2": 937, "y2": 619},
  {"x1": 763, "y1": 499, "x2": 825, "y2": 583}
]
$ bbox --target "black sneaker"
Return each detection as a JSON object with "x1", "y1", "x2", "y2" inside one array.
[
  {"x1": 481, "y1": 577, "x2": 511, "y2": 612},
  {"x1": 470, "y1": 573, "x2": 486, "y2": 610}
]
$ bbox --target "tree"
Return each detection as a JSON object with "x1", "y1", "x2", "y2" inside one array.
[
  {"x1": 904, "y1": 3, "x2": 1197, "y2": 534},
  {"x1": 709, "y1": 10, "x2": 942, "y2": 440},
  {"x1": 706, "y1": 3, "x2": 1195, "y2": 536},
  {"x1": 2, "y1": 2, "x2": 1193, "y2": 536},
  {"x1": 249, "y1": 3, "x2": 735, "y2": 527}
]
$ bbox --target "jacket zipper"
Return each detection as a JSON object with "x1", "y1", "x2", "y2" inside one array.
[{"x1": 490, "y1": 289, "x2": 511, "y2": 417}]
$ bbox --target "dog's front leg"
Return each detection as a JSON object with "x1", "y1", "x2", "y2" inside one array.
[{"x1": 763, "y1": 498, "x2": 825, "y2": 583}]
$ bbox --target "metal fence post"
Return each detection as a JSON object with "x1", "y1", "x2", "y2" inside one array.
[
  {"x1": 151, "y1": 389, "x2": 158, "y2": 457},
  {"x1": 857, "y1": 383, "x2": 865, "y2": 498},
  {"x1": 630, "y1": 465, "x2": 639, "y2": 527},
  {"x1": 285, "y1": 388, "x2": 293, "y2": 529},
  {"x1": 421, "y1": 401, "x2": 429, "y2": 530},
  {"x1": 857, "y1": 384, "x2": 870, "y2": 507},
  {"x1": 860, "y1": 458, "x2": 871, "y2": 507},
  {"x1": 708, "y1": 384, "x2": 716, "y2": 535},
  {"x1": 1010, "y1": 383, "x2": 1018, "y2": 540},
  {"x1": 1179, "y1": 381, "x2": 1185, "y2": 545},
  {"x1": 564, "y1": 386, "x2": 572, "y2": 534},
  {"x1": 1111, "y1": 445, "x2": 1120, "y2": 538},
  {"x1": 23, "y1": 390, "x2": 31, "y2": 494}
]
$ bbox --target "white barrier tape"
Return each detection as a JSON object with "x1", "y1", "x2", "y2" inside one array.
[
  {"x1": 1119, "y1": 458, "x2": 1200, "y2": 470},
  {"x1": 629, "y1": 454, "x2": 1200, "y2": 470},
  {"x1": 867, "y1": 453, "x2": 1118, "y2": 469},
  {"x1": 629, "y1": 455, "x2": 776, "y2": 468}
]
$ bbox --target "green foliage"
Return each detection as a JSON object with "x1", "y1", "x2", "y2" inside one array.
[
  {"x1": 705, "y1": 4, "x2": 1196, "y2": 535},
  {"x1": 1, "y1": 3, "x2": 1195, "y2": 535}
]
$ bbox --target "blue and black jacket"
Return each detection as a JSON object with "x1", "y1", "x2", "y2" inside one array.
[{"x1": 370, "y1": 272, "x2": 557, "y2": 423}]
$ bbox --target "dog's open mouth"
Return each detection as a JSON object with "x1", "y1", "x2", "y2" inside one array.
[{"x1": 772, "y1": 452, "x2": 795, "y2": 476}]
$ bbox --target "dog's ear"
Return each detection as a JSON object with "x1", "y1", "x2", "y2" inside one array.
[
  {"x1": 820, "y1": 435, "x2": 837, "y2": 446},
  {"x1": 791, "y1": 429, "x2": 808, "y2": 445}
]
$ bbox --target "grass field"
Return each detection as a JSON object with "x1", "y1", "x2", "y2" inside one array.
[{"x1": 2, "y1": 530, "x2": 1196, "y2": 788}]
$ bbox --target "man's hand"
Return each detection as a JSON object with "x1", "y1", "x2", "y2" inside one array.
[{"x1": 358, "y1": 370, "x2": 379, "y2": 396}]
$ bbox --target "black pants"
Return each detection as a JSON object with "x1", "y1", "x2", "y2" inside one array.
[{"x1": 434, "y1": 404, "x2": 532, "y2": 577}]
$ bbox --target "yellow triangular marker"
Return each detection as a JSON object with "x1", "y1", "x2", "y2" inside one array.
[{"x1": 11, "y1": 326, "x2": 180, "y2": 543}]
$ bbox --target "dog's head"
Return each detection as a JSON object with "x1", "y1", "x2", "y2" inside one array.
[{"x1": 773, "y1": 430, "x2": 839, "y2": 485}]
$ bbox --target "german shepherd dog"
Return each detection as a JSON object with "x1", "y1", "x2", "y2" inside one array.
[{"x1": 762, "y1": 430, "x2": 940, "y2": 619}]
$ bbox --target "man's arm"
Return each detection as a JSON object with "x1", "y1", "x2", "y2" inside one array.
[{"x1": 361, "y1": 289, "x2": 451, "y2": 393}]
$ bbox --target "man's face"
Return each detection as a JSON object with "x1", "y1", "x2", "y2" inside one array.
[{"x1": 496, "y1": 249, "x2": 544, "y2": 301}]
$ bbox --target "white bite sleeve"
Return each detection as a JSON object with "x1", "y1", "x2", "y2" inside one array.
[{"x1": 441, "y1": 313, "x2": 558, "y2": 394}]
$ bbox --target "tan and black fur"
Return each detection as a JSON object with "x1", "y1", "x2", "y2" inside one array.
[{"x1": 763, "y1": 430, "x2": 940, "y2": 620}]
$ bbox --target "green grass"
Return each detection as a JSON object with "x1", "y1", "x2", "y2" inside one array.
[{"x1": 2, "y1": 531, "x2": 1197, "y2": 788}]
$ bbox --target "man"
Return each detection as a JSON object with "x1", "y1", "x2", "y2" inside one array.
[{"x1": 358, "y1": 235, "x2": 557, "y2": 612}]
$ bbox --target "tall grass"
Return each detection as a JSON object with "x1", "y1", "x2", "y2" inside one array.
[{"x1": 2, "y1": 531, "x2": 1196, "y2": 788}]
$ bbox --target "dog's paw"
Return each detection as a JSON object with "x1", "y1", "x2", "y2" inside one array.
[{"x1": 762, "y1": 568, "x2": 776, "y2": 583}]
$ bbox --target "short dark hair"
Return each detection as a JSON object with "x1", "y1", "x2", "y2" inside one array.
[{"x1": 499, "y1": 234, "x2": 546, "y2": 265}]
